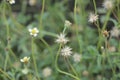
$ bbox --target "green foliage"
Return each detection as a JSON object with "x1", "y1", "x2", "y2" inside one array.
[{"x1": 0, "y1": 0, "x2": 120, "y2": 80}]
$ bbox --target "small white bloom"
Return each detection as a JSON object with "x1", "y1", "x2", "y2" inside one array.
[
  {"x1": 103, "y1": 0, "x2": 113, "y2": 10},
  {"x1": 42, "y1": 67, "x2": 52, "y2": 77},
  {"x1": 20, "y1": 57, "x2": 30, "y2": 64},
  {"x1": 61, "y1": 46, "x2": 72, "y2": 57},
  {"x1": 88, "y1": 13, "x2": 98, "y2": 23},
  {"x1": 29, "y1": 0, "x2": 37, "y2": 6},
  {"x1": 55, "y1": 33, "x2": 69, "y2": 44},
  {"x1": 108, "y1": 46, "x2": 116, "y2": 52},
  {"x1": 64, "y1": 20, "x2": 72, "y2": 27},
  {"x1": 73, "y1": 53, "x2": 82, "y2": 62},
  {"x1": 96, "y1": 75, "x2": 102, "y2": 80},
  {"x1": 28, "y1": 27, "x2": 39, "y2": 37},
  {"x1": 22, "y1": 68, "x2": 29, "y2": 74},
  {"x1": 111, "y1": 27, "x2": 120, "y2": 37},
  {"x1": 82, "y1": 70, "x2": 89, "y2": 77},
  {"x1": 7, "y1": 0, "x2": 15, "y2": 4}
]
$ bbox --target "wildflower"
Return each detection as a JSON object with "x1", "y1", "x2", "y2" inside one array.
[
  {"x1": 82, "y1": 70, "x2": 89, "y2": 77},
  {"x1": 73, "y1": 53, "x2": 82, "y2": 62},
  {"x1": 111, "y1": 27, "x2": 120, "y2": 37},
  {"x1": 103, "y1": 0, "x2": 113, "y2": 10},
  {"x1": 22, "y1": 68, "x2": 29, "y2": 74},
  {"x1": 42, "y1": 67, "x2": 52, "y2": 77},
  {"x1": 64, "y1": 20, "x2": 72, "y2": 27},
  {"x1": 108, "y1": 46, "x2": 116, "y2": 52},
  {"x1": 7, "y1": 0, "x2": 15, "y2": 4},
  {"x1": 102, "y1": 30, "x2": 109, "y2": 37},
  {"x1": 29, "y1": 0, "x2": 37, "y2": 6},
  {"x1": 61, "y1": 46, "x2": 72, "y2": 57},
  {"x1": 28, "y1": 27, "x2": 39, "y2": 37},
  {"x1": 20, "y1": 57, "x2": 30, "y2": 64},
  {"x1": 88, "y1": 13, "x2": 98, "y2": 23},
  {"x1": 96, "y1": 75, "x2": 102, "y2": 80},
  {"x1": 55, "y1": 33, "x2": 69, "y2": 44},
  {"x1": 13, "y1": 62, "x2": 21, "y2": 68}
]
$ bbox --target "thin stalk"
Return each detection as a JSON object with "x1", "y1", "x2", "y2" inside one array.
[
  {"x1": 55, "y1": 45, "x2": 80, "y2": 80},
  {"x1": 66, "y1": 58, "x2": 79, "y2": 77},
  {"x1": 4, "y1": 52, "x2": 9, "y2": 71},
  {"x1": 74, "y1": 0, "x2": 81, "y2": 53},
  {"x1": 102, "y1": 11, "x2": 111, "y2": 30},
  {"x1": 105, "y1": 39, "x2": 116, "y2": 80},
  {"x1": 39, "y1": 0, "x2": 45, "y2": 30},
  {"x1": 31, "y1": 38, "x2": 41, "y2": 80},
  {"x1": 0, "y1": 68, "x2": 13, "y2": 80},
  {"x1": 21, "y1": 0, "x2": 27, "y2": 14},
  {"x1": 93, "y1": 0, "x2": 97, "y2": 14}
]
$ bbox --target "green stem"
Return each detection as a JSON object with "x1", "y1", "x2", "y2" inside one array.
[
  {"x1": 102, "y1": 11, "x2": 111, "y2": 30},
  {"x1": 93, "y1": 0, "x2": 97, "y2": 14},
  {"x1": 55, "y1": 45, "x2": 80, "y2": 80},
  {"x1": 21, "y1": 0, "x2": 27, "y2": 14},
  {"x1": 4, "y1": 52, "x2": 9, "y2": 71},
  {"x1": 39, "y1": 0, "x2": 45, "y2": 30},
  {"x1": 0, "y1": 68, "x2": 13, "y2": 80},
  {"x1": 31, "y1": 38, "x2": 41, "y2": 80},
  {"x1": 2, "y1": 2, "x2": 17, "y2": 62},
  {"x1": 66, "y1": 58, "x2": 79, "y2": 77},
  {"x1": 41, "y1": 31, "x2": 57, "y2": 37},
  {"x1": 74, "y1": 0, "x2": 81, "y2": 53}
]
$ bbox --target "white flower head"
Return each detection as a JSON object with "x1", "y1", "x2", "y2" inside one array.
[
  {"x1": 42, "y1": 67, "x2": 52, "y2": 77},
  {"x1": 73, "y1": 53, "x2": 82, "y2": 62},
  {"x1": 61, "y1": 46, "x2": 72, "y2": 57},
  {"x1": 7, "y1": 0, "x2": 15, "y2": 4},
  {"x1": 111, "y1": 27, "x2": 120, "y2": 37},
  {"x1": 103, "y1": 0, "x2": 113, "y2": 10},
  {"x1": 64, "y1": 20, "x2": 72, "y2": 27},
  {"x1": 28, "y1": 27, "x2": 39, "y2": 37},
  {"x1": 20, "y1": 57, "x2": 30, "y2": 64},
  {"x1": 55, "y1": 33, "x2": 69, "y2": 44},
  {"x1": 108, "y1": 46, "x2": 116, "y2": 52},
  {"x1": 82, "y1": 70, "x2": 89, "y2": 77},
  {"x1": 22, "y1": 68, "x2": 29, "y2": 74},
  {"x1": 88, "y1": 13, "x2": 98, "y2": 23},
  {"x1": 29, "y1": 0, "x2": 37, "y2": 6}
]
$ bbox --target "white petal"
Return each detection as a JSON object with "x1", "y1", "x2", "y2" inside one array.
[{"x1": 28, "y1": 29, "x2": 32, "y2": 32}]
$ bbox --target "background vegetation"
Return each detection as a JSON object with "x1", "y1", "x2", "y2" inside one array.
[{"x1": 0, "y1": 0, "x2": 120, "y2": 80}]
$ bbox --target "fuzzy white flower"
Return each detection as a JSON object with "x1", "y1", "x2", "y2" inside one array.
[
  {"x1": 88, "y1": 13, "x2": 98, "y2": 23},
  {"x1": 108, "y1": 46, "x2": 116, "y2": 52},
  {"x1": 22, "y1": 68, "x2": 29, "y2": 74},
  {"x1": 29, "y1": 0, "x2": 37, "y2": 6},
  {"x1": 111, "y1": 27, "x2": 120, "y2": 37},
  {"x1": 7, "y1": 0, "x2": 15, "y2": 4},
  {"x1": 55, "y1": 33, "x2": 69, "y2": 44},
  {"x1": 64, "y1": 20, "x2": 72, "y2": 27},
  {"x1": 61, "y1": 46, "x2": 72, "y2": 57},
  {"x1": 20, "y1": 57, "x2": 30, "y2": 64},
  {"x1": 42, "y1": 67, "x2": 52, "y2": 77},
  {"x1": 82, "y1": 70, "x2": 89, "y2": 77},
  {"x1": 73, "y1": 53, "x2": 82, "y2": 62},
  {"x1": 28, "y1": 27, "x2": 39, "y2": 37},
  {"x1": 103, "y1": 0, "x2": 113, "y2": 10}
]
